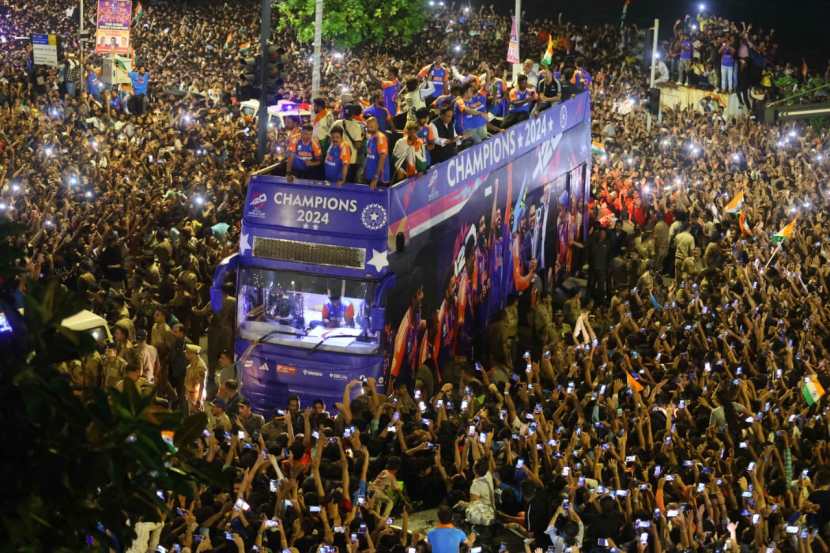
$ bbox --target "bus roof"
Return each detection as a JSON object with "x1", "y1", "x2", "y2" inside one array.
[{"x1": 239, "y1": 92, "x2": 591, "y2": 279}]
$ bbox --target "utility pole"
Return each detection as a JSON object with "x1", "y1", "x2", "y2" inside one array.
[
  {"x1": 646, "y1": 18, "x2": 659, "y2": 132},
  {"x1": 511, "y1": 0, "x2": 521, "y2": 83},
  {"x1": 311, "y1": 0, "x2": 323, "y2": 99},
  {"x1": 79, "y1": 0, "x2": 85, "y2": 92},
  {"x1": 256, "y1": 0, "x2": 271, "y2": 163}
]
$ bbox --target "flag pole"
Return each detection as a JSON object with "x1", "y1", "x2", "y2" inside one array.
[{"x1": 764, "y1": 243, "x2": 782, "y2": 271}]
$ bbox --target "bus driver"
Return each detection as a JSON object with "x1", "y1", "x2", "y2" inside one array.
[{"x1": 321, "y1": 291, "x2": 355, "y2": 328}]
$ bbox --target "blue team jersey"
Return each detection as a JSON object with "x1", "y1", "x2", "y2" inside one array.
[
  {"x1": 363, "y1": 105, "x2": 391, "y2": 133},
  {"x1": 364, "y1": 133, "x2": 391, "y2": 183}
]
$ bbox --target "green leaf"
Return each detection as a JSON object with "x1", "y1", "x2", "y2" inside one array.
[{"x1": 173, "y1": 412, "x2": 208, "y2": 449}]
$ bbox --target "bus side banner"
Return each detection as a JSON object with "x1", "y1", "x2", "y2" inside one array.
[
  {"x1": 385, "y1": 93, "x2": 592, "y2": 385},
  {"x1": 389, "y1": 92, "x2": 590, "y2": 232}
]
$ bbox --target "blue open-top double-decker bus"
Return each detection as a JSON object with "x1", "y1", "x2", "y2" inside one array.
[{"x1": 212, "y1": 92, "x2": 592, "y2": 413}]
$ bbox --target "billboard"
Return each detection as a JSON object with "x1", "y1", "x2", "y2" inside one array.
[{"x1": 95, "y1": 0, "x2": 132, "y2": 55}]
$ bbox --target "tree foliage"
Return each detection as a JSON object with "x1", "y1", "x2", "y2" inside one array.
[
  {"x1": 0, "y1": 223, "x2": 229, "y2": 552},
  {"x1": 275, "y1": 0, "x2": 428, "y2": 49}
]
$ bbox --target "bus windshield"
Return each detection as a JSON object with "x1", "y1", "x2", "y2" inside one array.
[{"x1": 237, "y1": 267, "x2": 380, "y2": 354}]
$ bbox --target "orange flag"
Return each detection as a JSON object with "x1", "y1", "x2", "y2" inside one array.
[{"x1": 626, "y1": 370, "x2": 644, "y2": 393}]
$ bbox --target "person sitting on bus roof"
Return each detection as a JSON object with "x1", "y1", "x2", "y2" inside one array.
[
  {"x1": 503, "y1": 74, "x2": 535, "y2": 128},
  {"x1": 324, "y1": 126, "x2": 351, "y2": 186},
  {"x1": 363, "y1": 117, "x2": 391, "y2": 190},
  {"x1": 286, "y1": 124, "x2": 322, "y2": 181},
  {"x1": 455, "y1": 82, "x2": 489, "y2": 145},
  {"x1": 393, "y1": 121, "x2": 428, "y2": 181},
  {"x1": 322, "y1": 291, "x2": 355, "y2": 329}
]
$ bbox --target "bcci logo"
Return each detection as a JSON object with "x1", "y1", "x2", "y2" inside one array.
[
  {"x1": 560, "y1": 104, "x2": 568, "y2": 130},
  {"x1": 361, "y1": 203, "x2": 387, "y2": 230}
]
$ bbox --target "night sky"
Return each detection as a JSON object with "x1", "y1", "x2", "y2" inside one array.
[{"x1": 490, "y1": 0, "x2": 830, "y2": 66}]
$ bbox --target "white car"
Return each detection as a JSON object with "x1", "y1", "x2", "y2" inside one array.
[
  {"x1": 61, "y1": 309, "x2": 112, "y2": 343},
  {"x1": 239, "y1": 99, "x2": 311, "y2": 129}
]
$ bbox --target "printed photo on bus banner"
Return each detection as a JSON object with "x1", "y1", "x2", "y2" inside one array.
[
  {"x1": 385, "y1": 105, "x2": 591, "y2": 387},
  {"x1": 95, "y1": 0, "x2": 132, "y2": 55}
]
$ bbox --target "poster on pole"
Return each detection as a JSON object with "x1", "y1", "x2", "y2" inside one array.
[
  {"x1": 506, "y1": 16, "x2": 520, "y2": 64},
  {"x1": 95, "y1": 0, "x2": 132, "y2": 55},
  {"x1": 31, "y1": 34, "x2": 59, "y2": 67}
]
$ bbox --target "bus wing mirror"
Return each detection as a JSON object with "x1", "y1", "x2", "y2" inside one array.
[{"x1": 370, "y1": 307, "x2": 385, "y2": 333}]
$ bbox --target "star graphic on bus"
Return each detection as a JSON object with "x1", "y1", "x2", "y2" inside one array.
[
  {"x1": 366, "y1": 249, "x2": 388, "y2": 272},
  {"x1": 240, "y1": 231, "x2": 251, "y2": 254}
]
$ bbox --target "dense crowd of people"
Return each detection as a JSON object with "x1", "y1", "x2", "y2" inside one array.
[{"x1": 3, "y1": 0, "x2": 830, "y2": 552}]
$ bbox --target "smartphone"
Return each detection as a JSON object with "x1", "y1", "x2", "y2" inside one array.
[
  {"x1": 386, "y1": 425, "x2": 396, "y2": 433},
  {"x1": 654, "y1": 465, "x2": 661, "y2": 477},
  {"x1": 225, "y1": 532, "x2": 234, "y2": 541},
  {"x1": 270, "y1": 479, "x2": 278, "y2": 492},
  {"x1": 237, "y1": 430, "x2": 245, "y2": 440},
  {"x1": 265, "y1": 519, "x2": 279, "y2": 528},
  {"x1": 616, "y1": 489, "x2": 628, "y2": 497},
  {"x1": 344, "y1": 427, "x2": 352, "y2": 438},
  {"x1": 598, "y1": 538, "x2": 608, "y2": 547},
  {"x1": 752, "y1": 514, "x2": 761, "y2": 524},
  {"x1": 471, "y1": 548, "x2": 482, "y2": 553},
  {"x1": 562, "y1": 467, "x2": 570, "y2": 476},
  {"x1": 562, "y1": 499, "x2": 570, "y2": 510},
  {"x1": 284, "y1": 499, "x2": 292, "y2": 508},
  {"x1": 234, "y1": 498, "x2": 250, "y2": 511},
  {"x1": 697, "y1": 483, "x2": 705, "y2": 493},
  {"x1": 468, "y1": 425, "x2": 476, "y2": 436},
  {"x1": 786, "y1": 526, "x2": 799, "y2": 534},
  {"x1": 310, "y1": 505, "x2": 321, "y2": 513},
  {"x1": 640, "y1": 532, "x2": 648, "y2": 544},
  {"x1": 667, "y1": 509, "x2": 679, "y2": 518},
  {"x1": 414, "y1": 390, "x2": 421, "y2": 399},
  {"x1": 516, "y1": 459, "x2": 525, "y2": 469},
  {"x1": 333, "y1": 525, "x2": 344, "y2": 533},
  {"x1": 665, "y1": 475, "x2": 674, "y2": 482},
  {"x1": 436, "y1": 399, "x2": 444, "y2": 408},
  {"x1": 638, "y1": 520, "x2": 651, "y2": 528},
  {"x1": 479, "y1": 432, "x2": 487, "y2": 444}
]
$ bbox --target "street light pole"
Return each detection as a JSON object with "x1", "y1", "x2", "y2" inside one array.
[
  {"x1": 646, "y1": 18, "x2": 659, "y2": 132},
  {"x1": 311, "y1": 0, "x2": 323, "y2": 99},
  {"x1": 79, "y1": 0, "x2": 85, "y2": 92},
  {"x1": 256, "y1": 0, "x2": 271, "y2": 164},
  {"x1": 511, "y1": 0, "x2": 521, "y2": 83}
]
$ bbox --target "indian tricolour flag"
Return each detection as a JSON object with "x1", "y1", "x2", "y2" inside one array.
[
  {"x1": 592, "y1": 141, "x2": 607, "y2": 157},
  {"x1": 772, "y1": 217, "x2": 797, "y2": 244},
  {"x1": 133, "y1": 1, "x2": 144, "y2": 23},
  {"x1": 541, "y1": 35, "x2": 554, "y2": 66},
  {"x1": 802, "y1": 375, "x2": 825, "y2": 406},
  {"x1": 724, "y1": 191, "x2": 744, "y2": 215}
]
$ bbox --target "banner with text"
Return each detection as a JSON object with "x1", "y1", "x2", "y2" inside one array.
[
  {"x1": 95, "y1": 0, "x2": 132, "y2": 55},
  {"x1": 506, "y1": 15, "x2": 520, "y2": 64},
  {"x1": 31, "y1": 34, "x2": 59, "y2": 67}
]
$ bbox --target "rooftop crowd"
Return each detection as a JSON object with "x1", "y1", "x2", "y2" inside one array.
[{"x1": 2, "y1": 0, "x2": 830, "y2": 552}]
